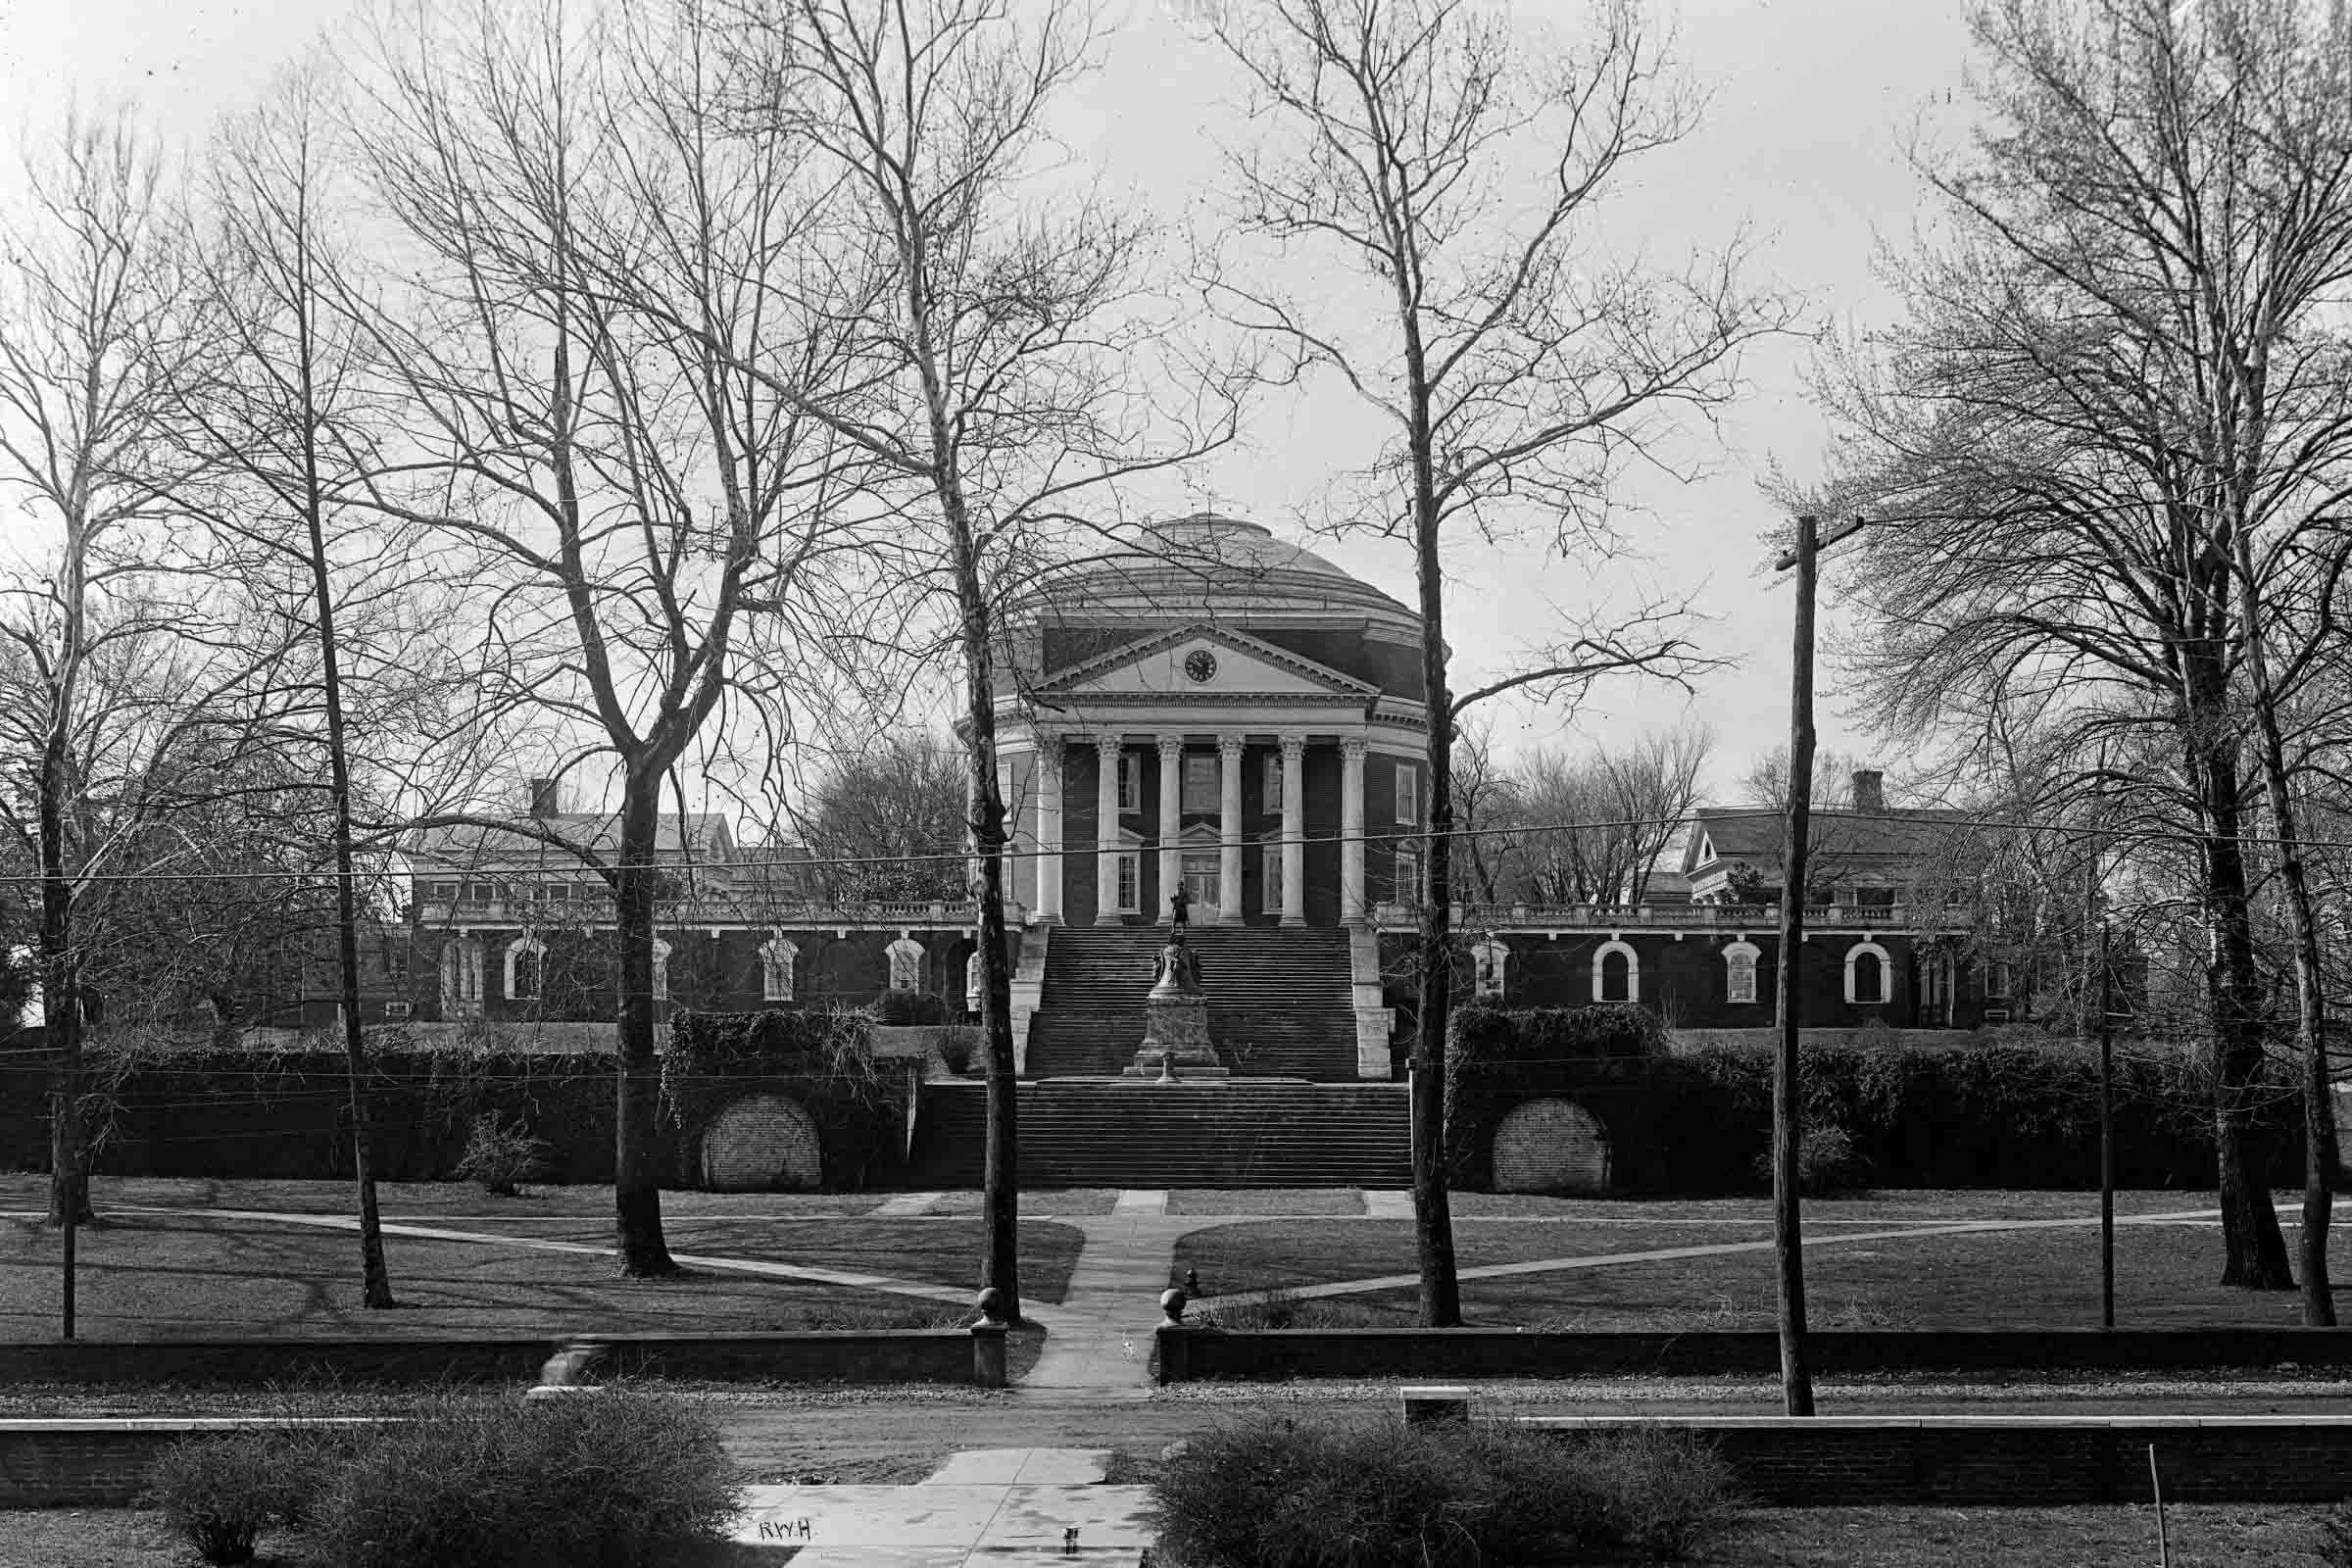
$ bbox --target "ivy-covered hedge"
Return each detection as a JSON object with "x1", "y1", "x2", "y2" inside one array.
[
  {"x1": 0, "y1": 1015, "x2": 914, "y2": 1192},
  {"x1": 1444, "y1": 1004, "x2": 1671, "y2": 1191},
  {"x1": 661, "y1": 1008, "x2": 909, "y2": 1189},
  {"x1": 1442, "y1": 1004, "x2": 2306, "y2": 1193}
]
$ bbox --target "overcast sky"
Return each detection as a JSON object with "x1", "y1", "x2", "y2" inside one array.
[{"x1": 0, "y1": 0, "x2": 1983, "y2": 799}]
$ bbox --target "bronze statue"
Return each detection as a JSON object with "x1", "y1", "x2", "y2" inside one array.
[{"x1": 1169, "y1": 884, "x2": 1191, "y2": 929}]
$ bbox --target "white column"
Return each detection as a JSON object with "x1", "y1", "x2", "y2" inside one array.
[
  {"x1": 1035, "y1": 739, "x2": 1063, "y2": 923},
  {"x1": 1217, "y1": 733, "x2": 1245, "y2": 923},
  {"x1": 1341, "y1": 736, "x2": 1367, "y2": 926},
  {"x1": 1280, "y1": 734, "x2": 1306, "y2": 926},
  {"x1": 1156, "y1": 734, "x2": 1183, "y2": 924},
  {"x1": 1095, "y1": 735, "x2": 1122, "y2": 924}
]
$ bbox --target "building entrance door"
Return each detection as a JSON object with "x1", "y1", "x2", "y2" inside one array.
[{"x1": 1180, "y1": 853, "x2": 1220, "y2": 917}]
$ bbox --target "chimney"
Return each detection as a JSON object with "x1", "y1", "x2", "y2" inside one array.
[
  {"x1": 1851, "y1": 769, "x2": 1885, "y2": 813},
  {"x1": 527, "y1": 777, "x2": 561, "y2": 819}
]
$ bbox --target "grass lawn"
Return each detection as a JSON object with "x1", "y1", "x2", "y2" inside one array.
[
  {"x1": 0, "y1": 1174, "x2": 895, "y2": 1217},
  {"x1": 1178, "y1": 1203, "x2": 2352, "y2": 1330},
  {"x1": 920, "y1": 1188, "x2": 1121, "y2": 1216},
  {"x1": 0, "y1": 1213, "x2": 1084, "y2": 1340},
  {"x1": 1705, "y1": 1504, "x2": 2329, "y2": 1565}
]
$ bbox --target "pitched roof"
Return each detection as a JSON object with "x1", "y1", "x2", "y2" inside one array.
[
  {"x1": 1684, "y1": 806, "x2": 1974, "y2": 875},
  {"x1": 409, "y1": 811, "x2": 735, "y2": 869}
]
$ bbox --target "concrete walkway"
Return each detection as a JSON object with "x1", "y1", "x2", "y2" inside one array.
[
  {"x1": 735, "y1": 1447, "x2": 1149, "y2": 1566},
  {"x1": 1018, "y1": 1215, "x2": 1202, "y2": 1395}
]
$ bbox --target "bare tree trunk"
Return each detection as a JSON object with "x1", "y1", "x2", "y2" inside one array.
[
  {"x1": 612, "y1": 785, "x2": 676, "y2": 1277},
  {"x1": 2182, "y1": 646, "x2": 2294, "y2": 1291},
  {"x1": 955, "y1": 559, "x2": 1021, "y2": 1320},
  {"x1": 2233, "y1": 546, "x2": 2331, "y2": 1322}
]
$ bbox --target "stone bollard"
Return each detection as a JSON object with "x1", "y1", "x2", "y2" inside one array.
[
  {"x1": 1158, "y1": 1287, "x2": 1188, "y2": 1326},
  {"x1": 971, "y1": 1289, "x2": 1009, "y2": 1388},
  {"x1": 527, "y1": 1339, "x2": 610, "y2": 1402},
  {"x1": 1397, "y1": 1385, "x2": 1472, "y2": 1428}
]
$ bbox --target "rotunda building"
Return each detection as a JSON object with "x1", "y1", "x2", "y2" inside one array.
[{"x1": 991, "y1": 513, "x2": 1430, "y2": 929}]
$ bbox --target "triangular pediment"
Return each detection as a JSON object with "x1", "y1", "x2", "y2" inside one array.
[{"x1": 1040, "y1": 623, "x2": 1376, "y2": 700}]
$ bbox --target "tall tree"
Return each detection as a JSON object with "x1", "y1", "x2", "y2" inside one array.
[
  {"x1": 350, "y1": 0, "x2": 860, "y2": 1274},
  {"x1": 1812, "y1": 0, "x2": 2352, "y2": 1296},
  {"x1": 0, "y1": 110, "x2": 223, "y2": 1233},
  {"x1": 1507, "y1": 726, "x2": 1713, "y2": 906},
  {"x1": 181, "y1": 62, "x2": 400, "y2": 1308},
  {"x1": 1200, "y1": 0, "x2": 1786, "y2": 1324},
  {"x1": 792, "y1": 733, "x2": 969, "y2": 906},
  {"x1": 743, "y1": 0, "x2": 1245, "y2": 1320}
]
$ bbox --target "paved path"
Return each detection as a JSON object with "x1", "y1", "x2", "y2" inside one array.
[
  {"x1": 1018, "y1": 1216, "x2": 1202, "y2": 1394},
  {"x1": 737, "y1": 1448, "x2": 1145, "y2": 1567}
]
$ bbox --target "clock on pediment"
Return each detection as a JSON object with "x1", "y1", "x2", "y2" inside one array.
[{"x1": 1183, "y1": 649, "x2": 1218, "y2": 684}]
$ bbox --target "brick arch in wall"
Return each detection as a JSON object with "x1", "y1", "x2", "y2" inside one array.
[
  {"x1": 700, "y1": 1095, "x2": 823, "y2": 1191},
  {"x1": 1490, "y1": 1097, "x2": 1611, "y2": 1194}
]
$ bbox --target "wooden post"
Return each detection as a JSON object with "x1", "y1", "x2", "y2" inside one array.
[{"x1": 1774, "y1": 513, "x2": 1819, "y2": 1417}]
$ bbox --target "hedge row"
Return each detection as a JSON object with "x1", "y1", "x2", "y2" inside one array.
[
  {"x1": 1445, "y1": 1004, "x2": 2303, "y2": 1193},
  {"x1": 0, "y1": 1011, "x2": 910, "y2": 1190}
]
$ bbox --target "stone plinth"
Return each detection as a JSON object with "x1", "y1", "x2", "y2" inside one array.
[{"x1": 1124, "y1": 934, "x2": 1229, "y2": 1079}]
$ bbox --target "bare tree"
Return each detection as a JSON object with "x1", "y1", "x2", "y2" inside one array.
[
  {"x1": 1813, "y1": 0, "x2": 2352, "y2": 1298},
  {"x1": 347, "y1": 0, "x2": 863, "y2": 1274},
  {"x1": 733, "y1": 0, "x2": 1246, "y2": 1319},
  {"x1": 1199, "y1": 0, "x2": 1788, "y2": 1323},
  {"x1": 0, "y1": 110, "x2": 231, "y2": 1236},
  {"x1": 174, "y1": 62, "x2": 403, "y2": 1307},
  {"x1": 1509, "y1": 726, "x2": 1712, "y2": 906},
  {"x1": 792, "y1": 733, "x2": 969, "y2": 906}
]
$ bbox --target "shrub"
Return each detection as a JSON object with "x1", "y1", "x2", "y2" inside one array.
[
  {"x1": 306, "y1": 1388, "x2": 744, "y2": 1568},
  {"x1": 455, "y1": 1112, "x2": 549, "y2": 1197},
  {"x1": 145, "y1": 1433, "x2": 319, "y2": 1564},
  {"x1": 1150, "y1": 1414, "x2": 1740, "y2": 1567},
  {"x1": 871, "y1": 990, "x2": 946, "y2": 1026},
  {"x1": 936, "y1": 1028, "x2": 977, "y2": 1075},
  {"x1": 1749, "y1": 1121, "x2": 1869, "y2": 1197}
]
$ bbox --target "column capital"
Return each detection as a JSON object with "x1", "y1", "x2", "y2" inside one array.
[
  {"x1": 1155, "y1": 733, "x2": 1186, "y2": 760},
  {"x1": 1340, "y1": 735, "x2": 1368, "y2": 761},
  {"x1": 1217, "y1": 732, "x2": 1247, "y2": 760},
  {"x1": 1278, "y1": 733, "x2": 1307, "y2": 760},
  {"x1": 1093, "y1": 733, "x2": 1123, "y2": 760}
]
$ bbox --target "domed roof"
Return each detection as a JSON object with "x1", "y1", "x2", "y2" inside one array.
[{"x1": 1036, "y1": 513, "x2": 1414, "y2": 623}]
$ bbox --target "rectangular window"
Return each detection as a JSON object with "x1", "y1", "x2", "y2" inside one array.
[
  {"x1": 1263, "y1": 752, "x2": 1284, "y2": 809},
  {"x1": 1116, "y1": 752, "x2": 1140, "y2": 811},
  {"x1": 1727, "y1": 956, "x2": 1757, "y2": 1004},
  {"x1": 1395, "y1": 764, "x2": 1418, "y2": 824},
  {"x1": 1114, "y1": 853, "x2": 1141, "y2": 913},
  {"x1": 1262, "y1": 842, "x2": 1284, "y2": 913},
  {"x1": 1182, "y1": 754, "x2": 1218, "y2": 812}
]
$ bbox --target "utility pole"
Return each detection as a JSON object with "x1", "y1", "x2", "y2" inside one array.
[{"x1": 2094, "y1": 847, "x2": 2115, "y2": 1330}]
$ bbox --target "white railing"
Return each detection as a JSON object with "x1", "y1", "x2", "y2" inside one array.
[
  {"x1": 414, "y1": 896, "x2": 1022, "y2": 931},
  {"x1": 1373, "y1": 901, "x2": 1938, "y2": 932}
]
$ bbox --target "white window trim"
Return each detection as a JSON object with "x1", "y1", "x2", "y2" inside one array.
[
  {"x1": 760, "y1": 937, "x2": 800, "y2": 1003},
  {"x1": 1113, "y1": 852, "x2": 1142, "y2": 913},
  {"x1": 1845, "y1": 940, "x2": 1892, "y2": 1005},
  {"x1": 442, "y1": 937, "x2": 484, "y2": 1008},
  {"x1": 1593, "y1": 939, "x2": 1640, "y2": 1004},
  {"x1": 652, "y1": 938, "x2": 673, "y2": 1003},
  {"x1": 1396, "y1": 763, "x2": 1417, "y2": 824},
  {"x1": 965, "y1": 947, "x2": 986, "y2": 1009},
  {"x1": 1395, "y1": 841, "x2": 1422, "y2": 905},
  {"x1": 1472, "y1": 938, "x2": 1510, "y2": 1001},
  {"x1": 1260, "y1": 835, "x2": 1284, "y2": 914},
  {"x1": 884, "y1": 936, "x2": 925, "y2": 992},
  {"x1": 1723, "y1": 940, "x2": 1762, "y2": 1004},
  {"x1": 1180, "y1": 753, "x2": 1218, "y2": 813},
  {"x1": 504, "y1": 937, "x2": 548, "y2": 1002},
  {"x1": 1116, "y1": 751, "x2": 1141, "y2": 812}
]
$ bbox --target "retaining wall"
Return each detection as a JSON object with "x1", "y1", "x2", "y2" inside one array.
[
  {"x1": 1517, "y1": 1414, "x2": 2352, "y2": 1505},
  {"x1": 1154, "y1": 1324, "x2": 2352, "y2": 1383}
]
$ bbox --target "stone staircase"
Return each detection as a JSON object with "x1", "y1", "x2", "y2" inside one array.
[
  {"x1": 902, "y1": 1080, "x2": 1412, "y2": 1188},
  {"x1": 1024, "y1": 925, "x2": 1358, "y2": 1080}
]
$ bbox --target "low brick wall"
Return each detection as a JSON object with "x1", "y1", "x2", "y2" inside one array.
[
  {"x1": 0, "y1": 1329, "x2": 987, "y2": 1389},
  {"x1": 0, "y1": 1418, "x2": 396, "y2": 1508},
  {"x1": 1517, "y1": 1414, "x2": 2352, "y2": 1505},
  {"x1": 1154, "y1": 1324, "x2": 2352, "y2": 1383}
]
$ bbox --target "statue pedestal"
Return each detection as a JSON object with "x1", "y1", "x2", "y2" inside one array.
[{"x1": 1125, "y1": 994, "x2": 1229, "y2": 1080}]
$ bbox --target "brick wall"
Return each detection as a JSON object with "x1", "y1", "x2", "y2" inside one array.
[
  {"x1": 1488, "y1": 1098, "x2": 1611, "y2": 1193},
  {"x1": 1513, "y1": 1415, "x2": 2352, "y2": 1506},
  {"x1": 699, "y1": 1094, "x2": 824, "y2": 1190}
]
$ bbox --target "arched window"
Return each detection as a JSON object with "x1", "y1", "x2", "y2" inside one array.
[
  {"x1": 760, "y1": 937, "x2": 800, "y2": 1003},
  {"x1": 441, "y1": 937, "x2": 484, "y2": 1016},
  {"x1": 504, "y1": 937, "x2": 547, "y2": 1003},
  {"x1": 1471, "y1": 938, "x2": 1510, "y2": 1001},
  {"x1": 885, "y1": 936, "x2": 925, "y2": 992},
  {"x1": 965, "y1": 948, "x2": 986, "y2": 1011},
  {"x1": 652, "y1": 938, "x2": 673, "y2": 1004},
  {"x1": 1593, "y1": 939, "x2": 1639, "y2": 1004},
  {"x1": 1846, "y1": 940, "x2": 1891, "y2": 1005},
  {"x1": 1722, "y1": 940, "x2": 1762, "y2": 1004}
]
